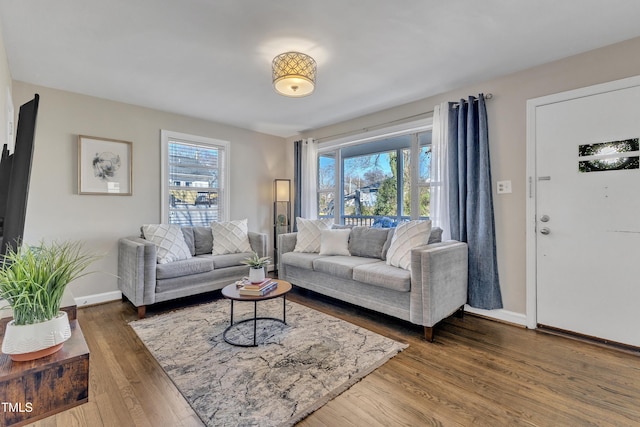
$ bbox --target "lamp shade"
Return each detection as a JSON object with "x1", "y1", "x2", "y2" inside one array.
[
  {"x1": 274, "y1": 179, "x2": 291, "y2": 202},
  {"x1": 272, "y1": 52, "x2": 316, "y2": 97}
]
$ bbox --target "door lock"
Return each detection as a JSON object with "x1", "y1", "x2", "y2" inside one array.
[
  {"x1": 540, "y1": 227, "x2": 551, "y2": 235},
  {"x1": 540, "y1": 215, "x2": 550, "y2": 222}
]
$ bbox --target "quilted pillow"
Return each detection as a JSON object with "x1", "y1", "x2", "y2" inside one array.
[
  {"x1": 319, "y1": 229, "x2": 351, "y2": 256},
  {"x1": 141, "y1": 224, "x2": 193, "y2": 264},
  {"x1": 294, "y1": 217, "x2": 333, "y2": 253},
  {"x1": 211, "y1": 219, "x2": 252, "y2": 255},
  {"x1": 386, "y1": 220, "x2": 432, "y2": 270}
]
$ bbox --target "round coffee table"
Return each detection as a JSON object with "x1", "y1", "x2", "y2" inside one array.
[{"x1": 221, "y1": 279, "x2": 292, "y2": 347}]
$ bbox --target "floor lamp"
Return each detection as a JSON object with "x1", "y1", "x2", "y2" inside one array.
[{"x1": 273, "y1": 179, "x2": 291, "y2": 272}]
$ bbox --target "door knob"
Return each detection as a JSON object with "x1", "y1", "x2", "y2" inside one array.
[{"x1": 540, "y1": 227, "x2": 550, "y2": 235}]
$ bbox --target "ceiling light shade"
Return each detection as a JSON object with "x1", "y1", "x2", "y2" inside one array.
[{"x1": 272, "y1": 52, "x2": 316, "y2": 97}]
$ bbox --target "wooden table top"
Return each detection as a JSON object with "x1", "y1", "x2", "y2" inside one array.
[{"x1": 221, "y1": 279, "x2": 292, "y2": 302}]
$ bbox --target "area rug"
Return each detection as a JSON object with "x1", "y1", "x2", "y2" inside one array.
[{"x1": 129, "y1": 298, "x2": 407, "y2": 427}]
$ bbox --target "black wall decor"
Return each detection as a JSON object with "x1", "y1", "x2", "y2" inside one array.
[{"x1": 0, "y1": 94, "x2": 39, "y2": 257}]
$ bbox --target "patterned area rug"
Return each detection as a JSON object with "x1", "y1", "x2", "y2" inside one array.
[{"x1": 130, "y1": 298, "x2": 407, "y2": 427}]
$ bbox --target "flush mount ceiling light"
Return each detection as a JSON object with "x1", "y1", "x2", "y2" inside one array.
[{"x1": 272, "y1": 52, "x2": 316, "y2": 97}]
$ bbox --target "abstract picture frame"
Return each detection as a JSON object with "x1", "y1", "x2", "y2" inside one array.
[{"x1": 78, "y1": 135, "x2": 132, "y2": 195}]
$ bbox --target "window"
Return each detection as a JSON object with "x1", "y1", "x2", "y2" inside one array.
[
  {"x1": 417, "y1": 132, "x2": 432, "y2": 218},
  {"x1": 317, "y1": 123, "x2": 431, "y2": 226},
  {"x1": 161, "y1": 130, "x2": 230, "y2": 226},
  {"x1": 318, "y1": 153, "x2": 336, "y2": 218}
]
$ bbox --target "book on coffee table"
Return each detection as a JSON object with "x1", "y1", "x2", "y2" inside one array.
[
  {"x1": 238, "y1": 281, "x2": 278, "y2": 296},
  {"x1": 241, "y1": 278, "x2": 272, "y2": 290}
]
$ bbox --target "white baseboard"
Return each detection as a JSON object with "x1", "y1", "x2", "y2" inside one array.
[
  {"x1": 71, "y1": 290, "x2": 528, "y2": 329},
  {"x1": 75, "y1": 291, "x2": 122, "y2": 308},
  {"x1": 464, "y1": 305, "x2": 527, "y2": 327}
]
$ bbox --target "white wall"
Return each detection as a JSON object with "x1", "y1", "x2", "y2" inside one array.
[
  {"x1": 0, "y1": 20, "x2": 12, "y2": 147},
  {"x1": 296, "y1": 36, "x2": 640, "y2": 319},
  {"x1": 12, "y1": 81, "x2": 290, "y2": 301}
]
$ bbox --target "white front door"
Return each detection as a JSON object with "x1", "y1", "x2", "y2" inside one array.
[{"x1": 529, "y1": 77, "x2": 640, "y2": 347}]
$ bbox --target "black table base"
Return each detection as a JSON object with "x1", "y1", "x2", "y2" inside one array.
[{"x1": 223, "y1": 296, "x2": 287, "y2": 347}]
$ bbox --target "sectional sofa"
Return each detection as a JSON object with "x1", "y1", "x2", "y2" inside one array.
[{"x1": 278, "y1": 218, "x2": 468, "y2": 341}]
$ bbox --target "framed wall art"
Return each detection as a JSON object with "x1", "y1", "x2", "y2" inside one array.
[{"x1": 78, "y1": 135, "x2": 132, "y2": 195}]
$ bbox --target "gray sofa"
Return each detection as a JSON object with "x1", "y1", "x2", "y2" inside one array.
[
  {"x1": 278, "y1": 225, "x2": 468, "y2": 341},
  {"x1": 118, "y1": 226, "x2": 268, "y2": 318}
]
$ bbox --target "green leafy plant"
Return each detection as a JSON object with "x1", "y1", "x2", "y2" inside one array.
[
  {"x1": 0, "y1": 241, "x2": 98, "y2": 325},
  {"x1": 241, "y1": 252, "x2": 271, "y2": 269}
]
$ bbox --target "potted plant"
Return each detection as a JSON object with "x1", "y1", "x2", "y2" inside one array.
[
  {"x1": 0, "y1": 240, "x2": 98, "y2": 361},
  {"x1": 241, "y1": 251, "x2": 271, "y2": 283}
]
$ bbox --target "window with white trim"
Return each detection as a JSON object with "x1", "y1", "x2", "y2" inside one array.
[
  {"x1": 160, "y1": 130, "x2": 230, "y2": 226},
  {"x1": 317, "y1": 120, "x2": 432, "y2": 226}
]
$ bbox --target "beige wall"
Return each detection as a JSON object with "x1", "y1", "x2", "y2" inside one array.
[
  {"x1": 9, "y1": 31, "x2": 640, "y2": 314},
  {"x1": 297, "y1": 36, "x2": 640, "y2": 316},
  {"x1": 12, "y1": 81, "x2": 290, "y2": 301}
]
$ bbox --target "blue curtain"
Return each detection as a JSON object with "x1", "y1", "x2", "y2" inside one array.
[
  {"x1": 292, "y1": 140, "x2": 303, "y2": 231},
  {"x1": 448, "y1": 94, "x2": 503, "y2": 309}
]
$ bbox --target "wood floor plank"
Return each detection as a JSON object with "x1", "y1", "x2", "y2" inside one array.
[{"x1": 19, "y1": 288, "x2": 640, "y2": 426}]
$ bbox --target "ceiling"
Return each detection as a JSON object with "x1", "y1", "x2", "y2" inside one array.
[{"x1": 2, "y1": 1, "x2": 640, "y2": 138}]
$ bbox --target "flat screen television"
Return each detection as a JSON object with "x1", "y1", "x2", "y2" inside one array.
[{"x1": 0, "y1": 94, "x2": 39, "y2": 257}]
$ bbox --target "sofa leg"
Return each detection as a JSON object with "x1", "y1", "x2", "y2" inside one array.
[
  {"x1": 424, "y1": 326, "x2": 434, "y2": 342},
  {"x1": 137, "y1": 305, "x2": 146, "y2": 319},
  {"x1": 455, "y1": 305, "x2": 465, "y2": 319}
]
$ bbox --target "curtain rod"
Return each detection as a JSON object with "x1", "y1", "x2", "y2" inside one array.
[
  {"x1": 313, "y1": 93, "x2": 493, "y2": 144},
  {"x1": 452, "y1": 92, "x2": 493, "y2": 108}
]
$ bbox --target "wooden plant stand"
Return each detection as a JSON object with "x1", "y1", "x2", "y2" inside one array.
[{"x1": 0, "y1": 297, "x2": 89, "y2": 427}]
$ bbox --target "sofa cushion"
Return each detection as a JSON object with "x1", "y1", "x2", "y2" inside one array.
[
  {"x1": 386, "y1": 220, "x2": 432, "y2": 270},
  {"x1": 193, "y1": 226, "x2": 214, "y2": 255},
  {"x1": 211, "y1": 219, "x2": 252, "y2": 255},
  {"x1": 312, "y1": 256, "x2": 380, "y2": 280},
  {"x1": 429, "y1": 227, "x2": 443, "y2": 244},
  {"x1": 156, "y1": 256, "x2": 213, "y2": 280},
  {"x1": 294, "y1": 217, "x2": 333, "y2": 253},
  {"x1": 181, "y1": 227, "x2": 196, "y2": 256},
  {"x1": 205, "y1": 252, "x2": 254, "y2": 269},
  {"x1": 319, "y1": 229, "x2": 351, "y2": 256},
  {"x1": 281, "y1": 252, "x2": 326, "y2": 270},
  {"x1": 141, "y1": 224, "x2": 192, "y2": 264},
  {"x1": 348, "y1": 226, "x2": 390, "y2": 259},
  {"x1": 352, "y1": 261, "x2": 411, "y2": 292},
  {"x1": 382, "y1": 228, "x2": 395, "y2": 260}
]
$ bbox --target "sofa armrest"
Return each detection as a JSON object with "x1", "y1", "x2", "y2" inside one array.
[
  {"x1": 277, "y1": 232, "x2": 297, "y2": 273},
  {"x1": 409, "y1": 240, "x2": 468, "y2": 328},
  {"x1": 118, "y1": 236, "x2": 157, "y2": 307},
  {"x1": 248, "y1": 232, "x2": 268, "y2": 258}
]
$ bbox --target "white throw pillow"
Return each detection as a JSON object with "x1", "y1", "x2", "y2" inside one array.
[
  {"x1": 211, "y1": 219, "x2": 252, "y2": 255},
  {"x1": 319, "y1": 229, "x2": 351, "y2": 256},
  {"x1": 386, "y1": 220, "x2": 432, "y2": 270},
  {"x1": 141, "y1": 224, "x2": 192, "y2": 264},
  {"x1": 294, "y1": 217, "x2": 334, "y2": 253}
]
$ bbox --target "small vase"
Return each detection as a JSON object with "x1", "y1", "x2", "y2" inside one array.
[
  {"x1": 248, "y1": 266, "x2": 265, "y2": 283},
  {"x1": 1, "y1": 311, "x2": 71, "y2": 362}
]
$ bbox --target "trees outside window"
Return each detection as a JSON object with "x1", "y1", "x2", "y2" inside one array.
[{"x1": 318, "y1": 130, "x2": 431, "y2": 225}]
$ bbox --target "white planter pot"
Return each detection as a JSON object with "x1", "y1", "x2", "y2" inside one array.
[
  {"x1": 248, "y1": 266, "x2": 265, "y2": 283},
  {"x1": 1, "y1": 311, "x2": 71, "y2": 361}
]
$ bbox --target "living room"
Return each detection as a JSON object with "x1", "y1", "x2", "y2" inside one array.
[{"x1": 1, "y1": 2, "x2": 640, "y2": 426}]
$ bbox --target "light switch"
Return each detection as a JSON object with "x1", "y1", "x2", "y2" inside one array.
[{"x1": 497, "y1": 180, "x2": 512, "y2": 194}]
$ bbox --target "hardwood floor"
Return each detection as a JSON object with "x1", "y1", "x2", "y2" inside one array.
[{"x1": 25, "y1": 289, "x2": 640, "y2": 427}]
